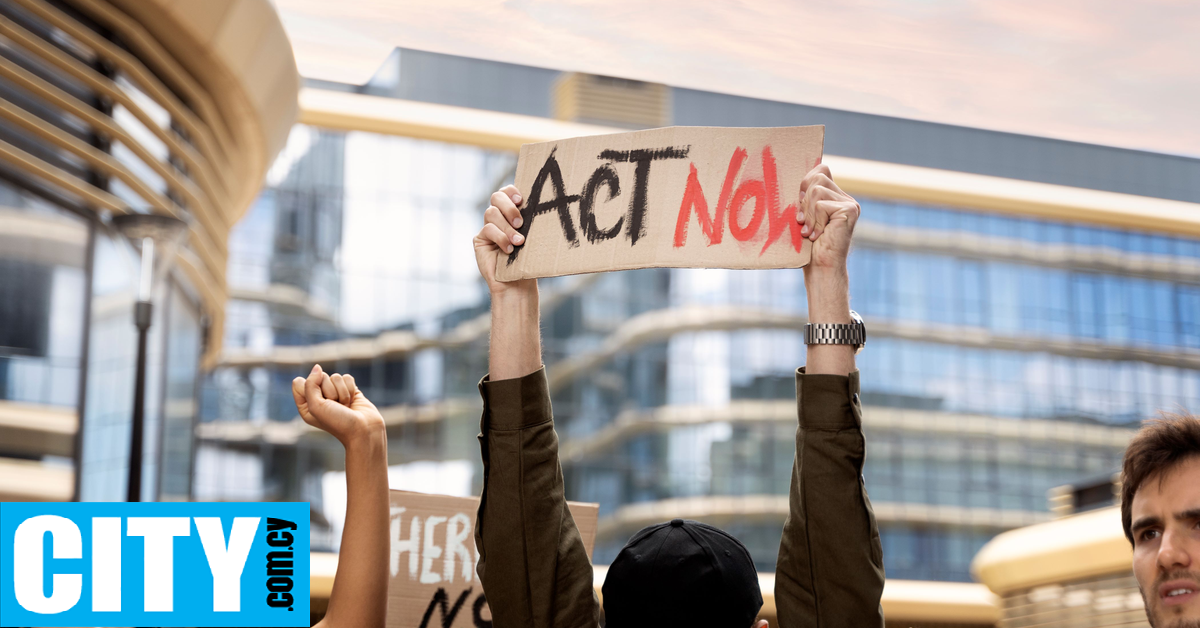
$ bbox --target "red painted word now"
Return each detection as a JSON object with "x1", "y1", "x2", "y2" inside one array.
[{"x1": 673, "y1": 146, "x2": 805, "y2": 255}]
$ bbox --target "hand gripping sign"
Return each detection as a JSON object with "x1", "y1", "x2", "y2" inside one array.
[{"x1": 496, "y1": 125, "x2": 823, "y2": 281}]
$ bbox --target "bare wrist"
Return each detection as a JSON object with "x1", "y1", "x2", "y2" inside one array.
[
  {"x1": 491, "y1": 286, "x2": 537, "y2": 305},
  {"x1": 342, "y1": 422, "x2": 387, "y2": 454},
  {"x1": 488, "y1": 282, "x2": 542, "y2": 381},
  {"x1": 804, "y1": 265, "x2": 851, "y2": 323}
]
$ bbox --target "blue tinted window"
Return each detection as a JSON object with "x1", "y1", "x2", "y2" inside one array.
[
  {"x1": 1071, "y1": 274, "x2": 1100, "y2": 338},
  {"x1": 1128, "y1": 281, "x2": 1155, "y2": 344},
  {"x1": 1129, "y1": 232, "x2": 1153, "y2": 254},
  {"x1": 896, "y1": 255, "x2": 926, "y2": 322},
  {"x1": 1181, "y1": 286, "x2": 1200, "y2": 349},
  {"x1": 923, "y1": 207, "x2": 955, "y2": 231},
  {"x1": 1042, "y1": 221, "x2": 1068, "y2": 244},
  {"x1": 896, "y1": 204, "x2": 920, "y2": 228},
  {"x1": 926, "y1": 256, "x2": 955, "y2": 325},
  {"x1": 1150, "y1": 235, "x2": 1173, "y2": 255},
  {"x1": 861, "y1": 198, "x2": 895, "y2": 225},
  {"x1": 988, "y1": 262, "x2": 1021, "y2": 333},
  {"x1": 1152, "y1": 282, "x2": 1175, "y2": 346},
  {"x1": 1044, "y1": 269, "x2": 1071, "y2": 336},
  {"x1": 986, "y1": 215, "x2": 1020, "y2": 239},
  {"x1": 959, "y1": 261, "x2": 986, "y2": 327},
  {"x1": 1019, "y1": 217, "x2": 1041, "y2": 243},
  {"x1": 1176, "y1": 238, "x2": 1200, "y2": 259},
  {"x1": 958, "y1": 211, "x2": 986, "y2": 235},
  {"x1": 1072, "y1": 225, "x2": 1103, "y2": 247},
  {"x1": 1100, "y1": 276, "x2": 1130, "y2": 343}
]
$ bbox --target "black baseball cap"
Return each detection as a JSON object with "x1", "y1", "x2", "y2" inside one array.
[{"x1": 601, "y1": 518, "x2": 762, "y2": 628}]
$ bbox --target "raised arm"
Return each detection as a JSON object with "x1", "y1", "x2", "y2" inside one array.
[
  {"x1": 472, "y1": 186, "x2": 599, "y2": 628},
  {"x1": 775, "y1": 164, "x2": 886, "y2": 627},
  {"x1": 292, "y1": 365, "x2": 389, "y2": 628}
]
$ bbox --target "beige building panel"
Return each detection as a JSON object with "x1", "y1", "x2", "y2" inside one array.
[
  {"x1": 554, "y1": 73, "x2": 670, "y2": 128},
  {"x1": 595, "y1": 495, "x2": 1048, "y2": 540},
  {"x1": 1000, "y1": 572, "x2": 1148, "y2": 628},
  {"x1": 0, "y1": 401, "x2": 77, "y2": 458},
  {"x1": 0, "y1": 458, "x2": 73, "y2": 501},
  {"x1": 0, "y1": 207, "x2": 89, "y2": 267},
  {"x1": 560, "y1": 401, "x2": 1133, "y2": 462}
]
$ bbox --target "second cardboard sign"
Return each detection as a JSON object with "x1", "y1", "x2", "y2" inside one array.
[{"x1": 496, "y1": 125, "x2": 823, "y2": 281}]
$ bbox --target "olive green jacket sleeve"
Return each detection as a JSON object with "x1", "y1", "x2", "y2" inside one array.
[
  {"x1": 474, "y1": 367, "x2": 600, "y2": 628},
  {"x1": 775, "y1": 368, "x2": 886, "y2": 628}
]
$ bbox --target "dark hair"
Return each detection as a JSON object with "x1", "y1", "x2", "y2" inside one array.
[{"x1": 1120, "y1": 412, "x2": 1200, "y2": 545}]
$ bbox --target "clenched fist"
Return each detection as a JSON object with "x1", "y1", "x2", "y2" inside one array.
[
  {"x1": 798, "y1": 163, "x2": 860, "y2": 272},
  {"x1": 291, "y1": 364, "x2": 385, "y2": 446}
]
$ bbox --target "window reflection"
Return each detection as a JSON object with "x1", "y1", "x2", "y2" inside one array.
[
  {"x1": 0, "y1": 179, "x2": 88, "y2": 407},
  {"x1": 204, "y1": 126, "x2": 1200, "y2": 580}
]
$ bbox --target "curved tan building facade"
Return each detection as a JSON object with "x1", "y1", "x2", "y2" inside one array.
[
  {"x1": 0, "y1": 0, "x2": 297, "y2": 501},
  {"x1": 973, "y1": 507, "x2": 1149, "y2": 627}
]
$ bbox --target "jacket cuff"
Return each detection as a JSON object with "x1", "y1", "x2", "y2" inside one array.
[
  {"x1": 478, "y1": 366, "x2": 553, "y2": 431},
  {"x1": 795, "y1": 368, "x2": 861, "y2": 431}
]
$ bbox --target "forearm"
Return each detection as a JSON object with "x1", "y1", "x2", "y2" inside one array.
[
  {"x1": 776, "y1": 372, "x2": 884, "y2": 627},
  {"x1": 804, "y1": 266, "x2": 856, "y2": 376},
  {"x1": 321, "y1": 428, "x2": 389, "y2": 628},
  {"x1": 476, "y1": 370, "x2": 599, "y2": 628},
  {"x1": 489, "y1": 286, "x2": 542, "y2": 380}
]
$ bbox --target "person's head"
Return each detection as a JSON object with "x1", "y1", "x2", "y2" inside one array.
[
  {"x1": 601, "y1": 519, "x2": 767, "y2": 628},
  {"x1": 1121, "y1": 412, "x2": 1200, "y2": 628}
]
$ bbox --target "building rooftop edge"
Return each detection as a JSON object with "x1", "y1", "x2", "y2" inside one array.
[{"x1": 298, "y1": 88, "x2": 1200, "y2": 239}]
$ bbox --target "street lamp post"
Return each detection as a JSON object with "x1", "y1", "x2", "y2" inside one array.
[{"x1": 112, "y1": 213, "x2": 189, "y2": 503}]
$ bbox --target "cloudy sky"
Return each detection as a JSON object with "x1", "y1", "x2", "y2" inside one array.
[{"x1": 275, "y1": 0, "x2": 1199, "y2": 157}]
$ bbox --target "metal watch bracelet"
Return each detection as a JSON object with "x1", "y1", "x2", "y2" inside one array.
[{"x1": 803, "y1": 310, "x2": 866, "y2": 353}]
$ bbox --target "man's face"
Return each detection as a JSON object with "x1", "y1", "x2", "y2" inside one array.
[{"x1": 1131, "y1": 456, "x2": 1200, "y2": 628}]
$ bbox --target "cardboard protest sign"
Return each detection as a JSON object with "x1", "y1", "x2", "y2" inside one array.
[
  {"x1": 496, "y1": 125, "x2": 823, "y2": 281},
  {"x1": 385, "y1": 490, "x2": 599, "y2": 628}
]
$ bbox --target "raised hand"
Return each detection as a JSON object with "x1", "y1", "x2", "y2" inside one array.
[
  {"x1": 473, "y1": 185, "x2": 536, "y2": 297},
  {"x1": 796, "y1": 163, "x2": 858, "y2": 375},
  {"x1": 292, "y1": 364, "x2": 385, "y2": 446},
  {"x1": 473, "y1": 185, "x2": 542, "y2": 380},
  {"x1": 798, "y1": 163, "x2": 860, "y2": 272},
  {"x1": 294, "y1": 363, "x2": 389, "y2": 628}
]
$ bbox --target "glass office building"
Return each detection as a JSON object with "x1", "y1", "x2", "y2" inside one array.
[{"x1": 198, "y1": 48, "x2": 1200, "y2": 585}]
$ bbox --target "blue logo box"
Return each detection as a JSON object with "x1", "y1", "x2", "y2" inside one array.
[{"x1": 1, "y1": 502, "x2": 309, "y2": 627}]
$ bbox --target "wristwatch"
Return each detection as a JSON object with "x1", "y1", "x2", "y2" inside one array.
[{"x1": 804, "y1": 310, "x2": 866, "y2": 354}]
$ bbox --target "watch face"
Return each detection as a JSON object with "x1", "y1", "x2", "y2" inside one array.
[{"x1": 850, "y1": 310, "x2": 866, "y2": 353}]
